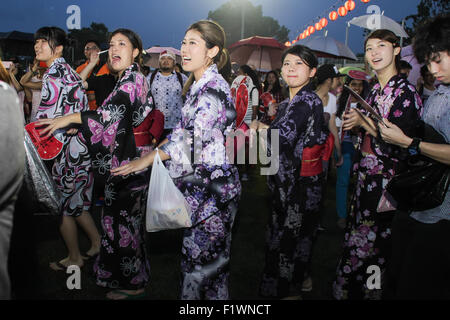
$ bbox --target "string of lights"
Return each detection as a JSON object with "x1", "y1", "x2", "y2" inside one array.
[{"x1": 285, "y1": 0, "x2": 372, "y2": 46}]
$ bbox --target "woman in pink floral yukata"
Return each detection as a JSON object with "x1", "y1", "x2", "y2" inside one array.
[{"x1": 333, "y1": 29, "x2": 423, "y2": 300}]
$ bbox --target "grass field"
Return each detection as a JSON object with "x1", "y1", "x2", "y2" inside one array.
[{"x1": 9, "y1": 165, "x2": 347, "y2": 300}]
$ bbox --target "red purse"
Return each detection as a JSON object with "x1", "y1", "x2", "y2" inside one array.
[{"x1": 25, "y1": 121, "x2": 63, "y2": 160}]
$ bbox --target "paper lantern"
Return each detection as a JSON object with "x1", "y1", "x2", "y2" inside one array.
[
  {"x1": 338, "y1": 6, "x2": 348, "y2": 17},
  {"x1": 308, "y1": 25, "x2": 315, "y2": 34},
  {"x1": 292, "y1": 39, "x2": 297, "y2": 44},
  {"x1": 361, "y1": 0, "x2": 370, "y2": 3},
  {"x1": 315, "y1": 22, "x2": 322, "y2": 31},
  {"x1": 305, "y1": 29, "x2": 310, "y2": 37},
  {"x1": 300, "y1": 33, "x2": 305, "y2": 40},
  {"x1": 345, "y1": 0, "x2": 356, "y2": 11},
  {"x1": 320, "y1": 18, "x2": 328, "y2": 28},
  {"x1": 285, "y1": 41, "x2": 291, "y2": 47},
  {"x1": 329, "y1": 11, "x2": 338, "y2": 21}
]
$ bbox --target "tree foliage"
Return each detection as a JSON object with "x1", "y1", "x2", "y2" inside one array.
[
  {"x1": 403, "y1": 0, "x2": 449, "y2": 45},
  {"x1": 207, "y1": 0, "x2": 290, "y2": 47}
]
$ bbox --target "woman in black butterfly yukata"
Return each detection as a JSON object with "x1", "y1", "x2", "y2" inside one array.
[{"x1": 38, "y1": 29, "x2": 153, "y2": 300}]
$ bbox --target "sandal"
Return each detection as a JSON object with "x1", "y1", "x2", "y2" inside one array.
[
  {"x1": 49, "y1": 261, "x2": 83, "y2": 272},
  {"x1": 106, "y1": 290, "x2": 147, "y2": 300}
]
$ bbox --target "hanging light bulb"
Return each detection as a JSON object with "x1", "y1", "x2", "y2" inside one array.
[
  {"x1": 345, "y1": 0, "x2": 356, "y2": 11},
  {"x1": 338, "y1": 6, "x2": 348, "y2": 17},
  {"x1": 329, "y1": 10, "x2": 338, "y2": 21}
]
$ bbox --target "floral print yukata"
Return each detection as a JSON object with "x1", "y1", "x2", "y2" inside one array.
[
  {"x1": 333, "y1": 74, "x2": 423, "y2": 300},
  {"x1": 36, "y1": 57, "x2": 93, "y2": 217},
  {"x1": 160, "y1": 64, "x2": 241, "y2": 300},
  {"x1": 259, "y1": 83, "x2": 329, "y2": 298},
  {"x1": 80, "y1": 63, "x2": 153, "y2": 290}
]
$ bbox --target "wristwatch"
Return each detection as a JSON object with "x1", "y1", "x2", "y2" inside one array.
[{"x1": 407, "y1": 138, "x2": 421, "y2": 156}]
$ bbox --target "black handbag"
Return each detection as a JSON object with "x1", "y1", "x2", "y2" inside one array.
[
  {"x1": 386, "y1": 159, "x2": 450, "y2": 212},
  {"x1": 386, "y1": 120, "x2": 450, "y2": 212}
]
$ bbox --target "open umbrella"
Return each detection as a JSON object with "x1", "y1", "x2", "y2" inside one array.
[
  {"x1": 301, "y1": 36, "x2": 357, "y2": 60},
  {"x1": 401, "y1": 44, "x2": 422, "y2": 86},
  {"x1": 144, "y1": 46, "x2": 182, "y2": 69},
  {"x1": 229, "y1": 36, "x2": 286, "y2": 72},
  {"x1": 348, "y1": 14, "x2": 409, "y2": 38}
]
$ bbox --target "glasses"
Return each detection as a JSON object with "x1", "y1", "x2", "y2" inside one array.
[{"x1": 84, "y1": 46, "x2": 99, "y2": 51}]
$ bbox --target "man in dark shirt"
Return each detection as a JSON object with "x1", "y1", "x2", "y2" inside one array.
[{"x1": 86, "y1": 72, "x2": 117, "y2": 107}]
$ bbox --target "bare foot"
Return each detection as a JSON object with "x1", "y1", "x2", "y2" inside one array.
[
  {"x1": 49, "y1": 257, "x2": 84, "y2": 271},
  {"x1": 83, "y1": 246, "x2": 100, "y2": 259}
]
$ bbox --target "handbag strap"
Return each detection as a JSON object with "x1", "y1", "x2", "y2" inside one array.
[{"x1": 153, "y1": 147, "x2": 162, "y2": 166}]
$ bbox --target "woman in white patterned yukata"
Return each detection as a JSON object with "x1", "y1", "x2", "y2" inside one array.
[
  {"x1": 251, "y1": 45, "x2": 330, "y2": 299},
  {"x1": 112, "y1": 20, "x2": 241, "y2": 300},
  {"x1": 38, "y1": 29, "x2": 153, "y2": 300},
  {"x1": 333, "y1": 29, "x2": 423, "y2": 300},
  {"x1": 34, "y1": 27, "x2": 100, "y2": 272}
]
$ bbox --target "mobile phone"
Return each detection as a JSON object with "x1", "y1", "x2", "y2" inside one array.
[{"x1": 2, "y1": 61, "x2": 13, "y2": 69}]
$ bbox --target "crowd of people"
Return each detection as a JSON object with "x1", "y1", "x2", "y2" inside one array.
[{"x1": 0, "y1": 13, "x2": 448, "y2": 300}]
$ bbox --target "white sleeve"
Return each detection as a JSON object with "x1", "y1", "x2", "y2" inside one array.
[
  {"x1": 251, "y1": 88, "x2": 259, "y2": 106},
  {"x1": 324, "y1": 93, "x2": 337, "y2": 115}
]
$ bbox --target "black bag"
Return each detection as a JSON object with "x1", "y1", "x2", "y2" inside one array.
[
  {"x1": 386, "y1": 159, "x2": 450, "y2": 212},
  {"x1": 386, "y1": 120, "x2": 450, "y2": 212}
]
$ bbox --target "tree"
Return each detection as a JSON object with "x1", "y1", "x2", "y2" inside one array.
[
  {"x1": 207, "y1": 0, "x2": 290, "y2": 47},
  {"x1": 67, "y1": 22, "x2": 110, "y2": 65}
]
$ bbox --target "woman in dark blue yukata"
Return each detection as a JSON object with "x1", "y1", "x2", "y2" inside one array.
[
  {"x1": 37, "y1": 28, "x2": 153, "y2": 300},
  {"x1": 111, "y1": 20, "x2": 241, "y2": 300},
  {"x1": 250, "y1": 45, "x2": 330, "y2": 299}
]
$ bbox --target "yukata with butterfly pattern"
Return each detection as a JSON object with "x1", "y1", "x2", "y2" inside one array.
[
  {"x1": 79, "y1": 63, "x2": 153, "y2": 290},
  {"x1": 36, "y1": 57, "x2": 93, "y2": 217}
]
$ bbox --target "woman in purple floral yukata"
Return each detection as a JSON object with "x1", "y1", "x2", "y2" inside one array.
[
  {"x1": 250, "y1": 45, "x2": 330, "y2": 299},
  {"x1": 333, "y1": 29, "x2": 423, "y2": 300},
  {"x1": 111, "y1": 20, "x2": 241, "y2": 300},
  {"x1": 34, "y1": 27, "x2": 100, "y2": 273},
  {"x1": 38, "y1": 29, "x2": 153, "y2": 300}
]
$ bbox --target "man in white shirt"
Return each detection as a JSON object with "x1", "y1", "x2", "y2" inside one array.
[{"x1": 147, "y1": 50, "x2": 187, "y2": 139}]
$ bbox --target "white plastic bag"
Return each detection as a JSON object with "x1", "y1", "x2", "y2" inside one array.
[{"x1": 146, "y1": 148, "x2": 192, "y2": 232}]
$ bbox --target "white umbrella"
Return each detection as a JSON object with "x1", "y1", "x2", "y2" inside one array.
[
  {"x1": 301, "y1": 36, "x2": 357, "y2": 60},
  {"x1": 401, "y1": 44, "x2": 422, "y2": 86},
  {"x1": 144, "y1": 46, "x2": 182, "y2": 68},
  {"x1": 348, "y1": 14, "x2": 409, "y2": 38}
]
